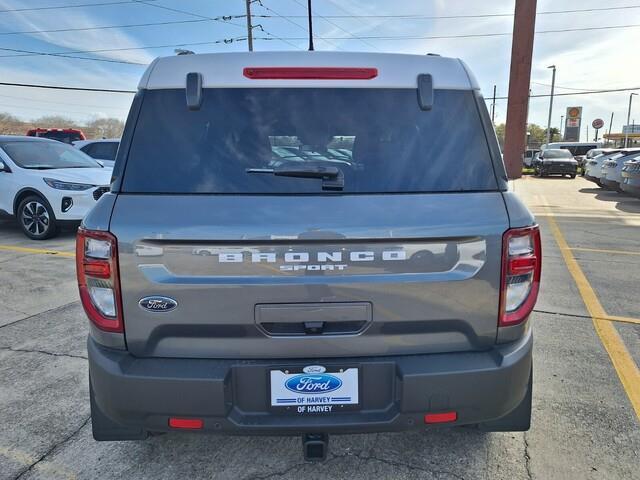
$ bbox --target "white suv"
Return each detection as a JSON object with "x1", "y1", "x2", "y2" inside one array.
[
  {"x1": 74, "y1": 138, "x2": 120, "y2": 168},
  {"x1": 0, "y1": 136, "x2": 112, "y2": 239}
]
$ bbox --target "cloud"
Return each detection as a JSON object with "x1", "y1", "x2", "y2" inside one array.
[{"x1": 0, "y1": 0, "x2": 155, "y2": 64}]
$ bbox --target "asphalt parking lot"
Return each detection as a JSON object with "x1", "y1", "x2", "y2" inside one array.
[{"x1": 1, "y1": 176, "x2": 639, "y2": 480}]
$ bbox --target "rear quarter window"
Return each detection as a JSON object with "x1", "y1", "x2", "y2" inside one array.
[{"x1": 121, "y1": 88, "x2": 499, "y2": 194}]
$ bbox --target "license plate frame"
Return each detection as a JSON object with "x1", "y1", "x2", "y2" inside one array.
[{"x1": 269, "y1": 365, "x2": 360, "y2": 415}]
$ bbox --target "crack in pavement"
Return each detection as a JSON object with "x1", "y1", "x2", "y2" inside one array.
[
  {"x1": 523, "y1": 432, "x2": 532, "y2": 480},
  {"x1": 0, "y1": 346, "x2": 87, "y2": 360},
  {"x1": 0, "y1": 301, "x2": 79, "y2": 330},
  {"x1": 12, "y1": 416, "x2": 91, "y2": 480},
  {"x1": 245, "y1": 449, "x2": 466, "y2": 480}
]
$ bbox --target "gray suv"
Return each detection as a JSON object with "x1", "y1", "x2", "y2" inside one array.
[{"x1": 78, "y1": 52, "x2": 540, "y2": 460}]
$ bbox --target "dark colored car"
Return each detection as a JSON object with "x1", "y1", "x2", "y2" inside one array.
[{"x1": 533, "y1": 149, "x2": 578, "y2": 178}]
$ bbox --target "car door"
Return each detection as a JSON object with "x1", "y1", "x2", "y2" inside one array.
[{"x1": 0, "y1": 148, "x2": 20, "y2": 215}]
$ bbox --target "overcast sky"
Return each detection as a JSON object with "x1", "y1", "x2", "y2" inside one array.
[{"x1": 0, "y1": 0, "x2": 639, "y2": 140}]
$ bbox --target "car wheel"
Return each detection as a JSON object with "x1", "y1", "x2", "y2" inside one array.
[
  {"x1": 570, "y1": 174, "x2": 576, "y2": 179},
  {"x1": 17, "y1": 195, "x2": 57, "y2": 240}
]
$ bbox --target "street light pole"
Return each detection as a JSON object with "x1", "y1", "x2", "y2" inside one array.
[
  {"x1": 491, "y1": 85, "x2": 497, "y2": 124},
  {"x1": 625, "y1": 93, "x2": 637, "y2": 148},
  {"x1": 560, "y1": 115, "x2": 564, "y2": 140},
  {"x1": 545, "y1": 65, "x2": 556, "y2": 146}
]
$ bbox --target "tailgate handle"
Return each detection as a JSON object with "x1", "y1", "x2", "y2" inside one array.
[
  {"x1": 255, "y1": 302, "x2": 372, "y2": 337},
  {"x1": 304, "y1": 321, "x2": 324, "y2": 335}
]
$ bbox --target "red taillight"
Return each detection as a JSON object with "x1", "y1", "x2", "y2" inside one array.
[
  {"x1": 169, "y1": 417, "x2": 203, "y2": 429},
  {"x1": 424, "y1": 411, "x2": 457, "y2": 424},
  {"x1": 76, "y1": 228, "x2": 123, "y2": 333},
  {"x1": 243, "y1": 67, "x2": 378, "y2": 80},
  {"x1": 499, "y1": 225, "x2": 542, "y2": 327}
]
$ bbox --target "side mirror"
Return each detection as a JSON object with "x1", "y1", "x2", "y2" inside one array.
[{"x1": 0, "y1": 160, "x2": 9, "y2": 172}]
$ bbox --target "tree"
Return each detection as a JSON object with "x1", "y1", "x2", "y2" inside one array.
[
  {"x1": 493, "y1": 122, "x2": 561, "y2": 149},
  {"x1": 0, "y1": 111, "x2": 125, "y2": 139},
  {"x1": 0, "y1": 112, "x2": 24, "y2": 134},
  {"x1": 84, "y1": 117, "x2": 125, "y2": 139}
]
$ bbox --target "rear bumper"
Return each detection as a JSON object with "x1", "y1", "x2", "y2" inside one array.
[
  {"x1": 584, "y1": 174, "x2": 601, "y2": 185},
  {"x1": 600, "y1": 178, "x2": 621, "y2": 190},
  {"x1": 89, "y1": 330, "x2": 533, "y2": 435},
  {"x1": 539, "y1": 164, "x2": 577, "y2": 175},
  {"x1": 620, "y1": 179, "x2": 640, "y2": 196}
]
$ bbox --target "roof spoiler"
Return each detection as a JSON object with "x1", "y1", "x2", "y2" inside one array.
[
  {"x1": 417, "y1": 74, "x2": 433, "y2": 111},
  {"x1": 186, "y1": 72, "x2": 203, "y2": 111}
]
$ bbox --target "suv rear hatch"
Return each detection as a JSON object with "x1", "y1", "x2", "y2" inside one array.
[{"x1": 110, "y1": 82, "x2": 509, "y2": 359}]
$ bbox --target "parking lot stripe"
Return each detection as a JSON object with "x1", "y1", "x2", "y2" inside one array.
[
  {"x1": 0, "y1": 245, "x2": 74, "y2": 258},
  {"x1": 545, "y1": 212, "x2": 640, "y2": 420},
  {"x1": 570, "y1": 247, "x2": 640, "y2": 256}
]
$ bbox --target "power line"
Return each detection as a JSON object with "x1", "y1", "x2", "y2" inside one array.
[
  {"x1": 257, "y1": 1, "x2": 342, "y2": 51},
  {"x1": 0, "y1": 17, "x2": 251, "y2": 37},
  {"x1": 0, "y1": 45, "x2": 145, "y2": 65},
  {"x1": 0, "y1": 0, "x2": 156, "y2": 14},
  {"x1": 0, "y1": 82, "x2": 136, "y2": 94},
  {"x1": 488, "y1": 86, "x2": 640, "y2": 101},
  {"x1": 256, "y1": 4, "x2": 640, "y2": 20},
  {"x1": 0, "y1": 101, "x2": 121, "y2": 117},
  {"x1": 132, "y1": 0, "x2": 246, "y2": 29},
  {"x1": 0, "y1": 37, "x2": 248, "y2": 61},
  {"x1": 0, "y1": 81, "x2": 638, "y2": 100},
  {"x1": 530, "y1": 81, "x2": 613, "y2": 92},
  {"x1": 261, "y1": 22, "x2": 640, "y2": 41},
  {"x1": 0, "y1": 92, "x2": 127, "y2": 110}
]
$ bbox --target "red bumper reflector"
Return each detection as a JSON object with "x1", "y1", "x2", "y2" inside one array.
[
  {"x1": 424, "y1": 411, "x2": 457, "y2": 424},
  {"x1": 169, "y1": 417, "x2": 204, "y2": 430},
  {"x1": 243, "y1": 67, "x2": 378, "y2": 80}
]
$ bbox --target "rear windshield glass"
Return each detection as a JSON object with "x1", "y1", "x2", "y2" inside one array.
[
  {"x1": 559, "y1": 145, "x2": 596, "y2": 156},
  {"x1": 544, "y1": 149, "x2": 574, "y2": 158},
  {"x1": 122, "y1": 88, "x2": 498, "y2": 194}
]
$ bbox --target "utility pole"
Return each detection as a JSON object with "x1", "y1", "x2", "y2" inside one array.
[
  {"x1": 607, "y1": 112, "x2": 614, "y2": 146},
  {"x1": 503, "y1": 0, "x2": 537, "y2": 179},
  {"x1": 560, "y1": 115, "x2": 564, "y2": 140},
  {"x1": 586, "y1": 124, "x2": 589, "y2": 142},
  {"x1": 625, "y1": 93, "x2": 637, "y2": 148},
  {"x1": 545, "y1": 65, "x2": 556, "y2": 145},
  {"x1": 491, "y1": 85, "x2": 497, "y2": 124},
  {"x1": 245, "y1": 0, "x2": 254, "y2": 52}
]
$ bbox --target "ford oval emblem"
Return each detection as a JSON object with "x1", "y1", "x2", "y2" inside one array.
[
  {"x1": 138, "y1": 296, "x2": 178, "y2": 313},
  {"x1": 285, "y1": 374, "x2": 342, "y2": 394}
]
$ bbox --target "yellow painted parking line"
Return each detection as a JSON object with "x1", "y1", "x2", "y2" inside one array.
[
  {"x1": 544, "y1": 205, "x2": 640, "y2": 420},
  {"x1": 0, "y1": 244, "x2": 75, "y2": 258},
  {"x1": 570, "y1": 247, "x2": 640, "y2": 256}
]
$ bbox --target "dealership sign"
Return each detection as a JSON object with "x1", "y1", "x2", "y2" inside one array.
[{"x1": 564, "y1": 107, "x2": 582, "y2": 141}]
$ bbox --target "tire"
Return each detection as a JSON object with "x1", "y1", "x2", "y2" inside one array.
[
  {"x1": 570, "y1": 174, "x2": 576, "y2": 179},
  {"x1": 16, "y1": 195, "x2": 57, "y2": 240},
  {"x1": 90, "y1": 377, "x2": 148, "y2": 441}
]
